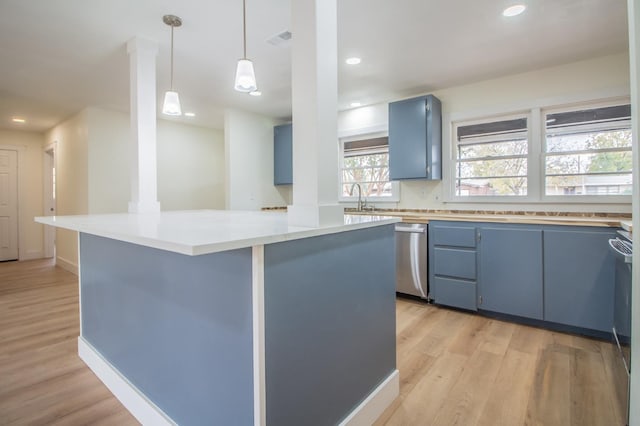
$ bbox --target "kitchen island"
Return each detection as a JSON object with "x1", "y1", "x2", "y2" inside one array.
[{"x1": 36, "y1": 210, "x2": 400, "y2": 426}]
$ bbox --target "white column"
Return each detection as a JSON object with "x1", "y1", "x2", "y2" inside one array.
[
  {"x1": 287, "y1": 0, "x2": 344, "y2": 228},
  {"x1": 127, "y1": 37, "x2": 161, "y2": 214},
  {"x1": 627, "y1": 0, "x2": 640, "y2": 424}
]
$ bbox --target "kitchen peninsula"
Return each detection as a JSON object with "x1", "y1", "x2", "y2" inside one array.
[{"x1": 36, "y1": 210, "x2": 400, "y2": 426}]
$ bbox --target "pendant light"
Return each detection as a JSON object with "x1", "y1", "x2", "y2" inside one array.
[
  {"x1": 234, "y1": 0, "x2": 257, "y2": 92},
  {"x1": 162, "y1": 14, "x2": 182, "y2": 116}
]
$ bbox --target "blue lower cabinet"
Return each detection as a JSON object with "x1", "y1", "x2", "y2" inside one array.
[
  {"x1": 478, "y1": 226, "x2": 543, "y2": 320},
  {"x1": 430, "y1": 220, "x2": 617, "y2": 334},
  {"x1": 429, "y1": 221, "x2": 478, "y2": 311},
  {"x1": 543, "y1": 227, "x2": 616, "y2": 332},
  {"x1": 433, "y1": 247, "x2": 476, "y2": 280},
  {"x1": 432, "y1": 277, "x2": 477, "y2": 311}
]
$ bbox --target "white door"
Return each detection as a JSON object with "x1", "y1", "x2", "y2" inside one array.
[{"x1": 0, "y1": 150, "x2": 18, "y2": 261}]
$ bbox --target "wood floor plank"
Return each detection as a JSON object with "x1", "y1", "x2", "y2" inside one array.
[
  {"x1": 525, "y1": 344, "x2": 572, "y2": 425},
  {"x1": 0, "y1": 259, "x2": 139, "y2": 425},
  {"x1": 477, "y1": 348, "x2": 536, "y2": 426},
  {"x1": 0, "y1": 260, "x2": 620, "y2": 425},
  {"x1": 429, "y1": 349, "x2": 504, "y2": 425},
  {"x1": 570, "y1": 347, "x2": 618, "y2": 426}
]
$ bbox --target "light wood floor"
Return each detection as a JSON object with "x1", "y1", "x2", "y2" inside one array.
[
  {"x1": 377, "y1": 297, "x2": 623, "y2": 426},
  {"x1": 1, "y1": 259, "x2": 622, "y2": 425}
]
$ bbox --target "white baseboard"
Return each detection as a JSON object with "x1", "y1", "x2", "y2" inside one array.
[
  {"x1": 56, "y1": 256, "x2": 78, "y2": 275},
  {"x1": 20, "y1": 250, "x2": 44, "y2": 261},
  {"x1": 339, "y1": 369, "x2": 400, "y2": 426},
  {"x1": 78, "y1": 337, "x2": 175, "y2": 426}
]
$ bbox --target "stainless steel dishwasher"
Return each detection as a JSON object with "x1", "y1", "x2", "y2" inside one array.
[{"x1": 395, "y1": 223, "x2": 429, "y2": 299}]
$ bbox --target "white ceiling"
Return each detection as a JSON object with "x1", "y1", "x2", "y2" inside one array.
[{"x1": 0, "y1": 0, "x2": 629, "y2": 132}]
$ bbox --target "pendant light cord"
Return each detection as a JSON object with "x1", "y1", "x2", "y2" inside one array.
[
  {"x1": 242, "y1": 0, "x2": 247, "y2": 59},
  {"x1": 170, "y1": 24, "x2": 175, "y2": 90}
]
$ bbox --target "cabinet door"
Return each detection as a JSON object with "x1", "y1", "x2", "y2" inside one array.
[
  {"x1": 274, "y1": 124, "x2": 292, "y2": 185},
  {"x1": 478, "y1": 226, "x2": 543, "y2": 319},
  {"x1": 389, "y1": 95, "x2": 441, "y2": 180},
  {"x1": 544, "y1": 228, "x2": 616, "y2": 332}
]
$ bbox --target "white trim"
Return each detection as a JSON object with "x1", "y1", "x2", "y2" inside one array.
[
  {"x1": 338, "y1": 124, "x2": 388, "y2": 139},
  {"x1": 43, "y1": 142, "x2": 57, "y2": 258},
  {"x1": 56, "y1": 255, "x2": 78, "y2": 275},
  {"x1": 77, "y1": 232, "x2": 82, "y2": 336},
  {"x1": 252, "y1": 245, "x2": 266, "y2": 426},
  {"x1": 21, "y1": 250, "x2": 44, "y2": 261},
  {"x1": 78, "y1": 337, "x2": 176, "y2": 426},
  {"x1": 339, "y1": 369, "x2": 400, "y2": 426}
]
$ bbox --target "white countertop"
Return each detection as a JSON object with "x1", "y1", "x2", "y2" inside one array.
[{"x1": 35, "y1": 210, "x2": 400, "y2": 256}]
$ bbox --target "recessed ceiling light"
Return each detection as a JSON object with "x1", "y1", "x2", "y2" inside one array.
[
  {"x1": 350, "y1": 102, "x2": 362, "y2": 108},
  {"x1": 184, "y1": 112, "x2": 196, "y2": 117},
  {"x1": 12, "y1": 117, "x2": 26, "y2": 123},
  {"x1": 503, "y1": 4, "x2": 526, "y2": 17},
  {"x1": 249, "y1": 90, "x2": 262, "y2": 97},
  {"x1": 345, "y1": 57, "x2": 361, "y2": 65}
]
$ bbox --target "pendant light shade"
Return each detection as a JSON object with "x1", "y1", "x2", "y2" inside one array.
[
  {"x1": 234, "y1": 59, "x2": 257, "y2": 92},
  {"x1": 234, "y1": 0, "x2": 257, "y2": 92},
  {"x1": 162, "y1": 14, "x2": 182, "y2": 116},
  {"x1": 162, "y1": 91, "x2": 182, "y2": 115}
]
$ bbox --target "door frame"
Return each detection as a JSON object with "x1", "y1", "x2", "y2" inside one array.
[{"x1": 43, "y1": 142, "x2": 57, "y2": 258}]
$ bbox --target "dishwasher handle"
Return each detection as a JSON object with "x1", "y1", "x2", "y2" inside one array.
[{"x1": 395, "y1": 224, "x2": 428, "y2": 233}]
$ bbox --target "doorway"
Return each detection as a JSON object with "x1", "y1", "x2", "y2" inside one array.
[
  {"x1": 43, "y1": 144, "x2": 56, "y2": 259},
  {"x1": 0, "y1": 149, "x2": 18, "y2": 261}
]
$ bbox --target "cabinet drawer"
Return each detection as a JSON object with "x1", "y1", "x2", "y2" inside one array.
[
  {"x1": 433, "y1": 277, "x2": 477, "y2": 311},
  {"x1": 433, "y1": 247, "x2": 476, "y2": 280},
  {"x1": 431, "y1": 224, "x2": 476, "y2": 248}
]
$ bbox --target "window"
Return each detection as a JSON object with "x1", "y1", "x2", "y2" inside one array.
[
  {"x1": 451, "y1": 99, "x2": 632, "y2": 202},
  {"x1": 340, "y1": 135, "x2": 397, "y2": 200},
  {"x1": 544, "y1": 104, "x2": 632, "y2": 197},
  {"x1": 455, "y1": 117, "x2": 529, "y2": 197}
]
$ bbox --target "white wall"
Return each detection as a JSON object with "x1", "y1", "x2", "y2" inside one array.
[
  {"x1": 0, "y1": 130, "x2": 45, "y2": 260},
  {"x1": 45, "y1": 107, "x2": 226, "y2": 273},
  {"x1": 85, "y1": 108, "x2": 226, "y2": 213},
  {"x1": 87, "y1": 108, "x2": 130, "y2": 214},
  {"x1": 45, "y1": 111, "x2": 89, "y2": 273},
  {"x1": 157, "y1": 119, "x2": 225, "y2": 211},
  {"x1": 338, "y1": 52, "x2": 632, "y2": 213},
  {"x1": 225, "y1": 109, "x2": 292, "y2": 210}
]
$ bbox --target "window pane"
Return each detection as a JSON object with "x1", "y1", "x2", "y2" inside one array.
[
  {"x1": 459, "y1": 139, "x2": 527, "y2": 160},
  {"x1": 454, "y1": 116, "x2": 528, "y2": 197},
  {"x1": 456, "y1": 177, "x2": 527, "y2": 196},
  {"x1": 457, "y1": 157, "x2": 527, "y2": 179},
  {"x1": 544, "y1": 103, "x2": 632, "y2": 197},
  {"x1": 340, "y1": 146, "x2": 391, "y2": 198},
  {"x1": 546, "y1": 151, "x2": 632, "y2": 175},
  {"x1": 545, "y1": 174, "x2": 632, "y2": 196},
  {"x1": 546, "y1": 129, "x2": 631, "y2": 153}
]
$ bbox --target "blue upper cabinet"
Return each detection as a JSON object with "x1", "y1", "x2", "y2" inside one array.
[
  {"x1": 274, "y1": 123, "x2": 293, "y2": 185},
  {"x1": 388, "y1": 95, "x2": 442, "y2": 180}
]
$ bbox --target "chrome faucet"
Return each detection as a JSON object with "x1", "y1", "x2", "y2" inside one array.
[{"x1": 349, "y1": 183, "x2": 364, "y2": 211}]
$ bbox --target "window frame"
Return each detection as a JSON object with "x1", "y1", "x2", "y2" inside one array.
[
  {"x1": 338, "y1": 126, "x2": 400, "y2": 204},
  {"x1": 449, "y1": 111, "x2": 538, "y2": 203},
  {"x1": 541, "y1": 100, "x2": 632, "y2": 203},
  {"x1": 446, "y1": 97, "x2": 631, "y2": 204}
]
